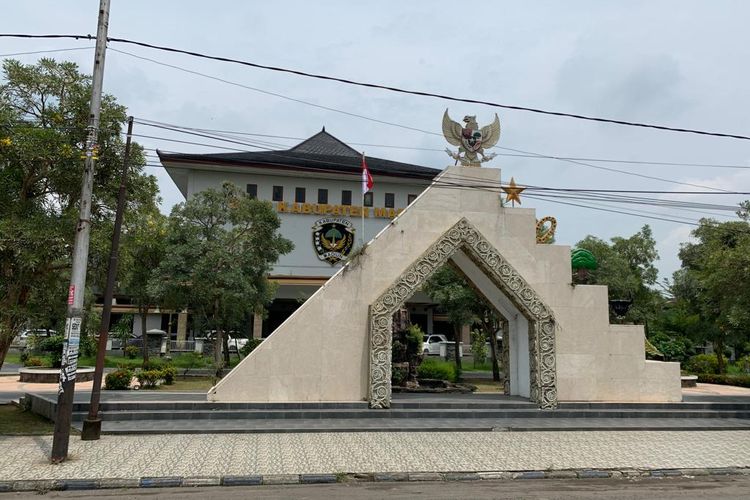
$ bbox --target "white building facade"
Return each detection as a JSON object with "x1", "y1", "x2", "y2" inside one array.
[{"x1": 159, "y1": 129, "x2": 447, "y2": 339}]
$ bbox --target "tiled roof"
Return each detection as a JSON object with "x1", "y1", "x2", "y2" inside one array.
[{"x1": 158, "y1": 129, "x2": 440, "y2": 180}]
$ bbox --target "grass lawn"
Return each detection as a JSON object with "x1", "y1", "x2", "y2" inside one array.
[
  {"x1": 0, "y1": 404, "x2": 55, "y2": 435},
  {"x1": 158, "y1": 376, "x2": 216, "y2": 391},
  {"x1": 462, "y1": 377, "x2": 505, "y2": 393},
  {"x1": 3, "y1": 352, "x2": 22, "y2": 365}
]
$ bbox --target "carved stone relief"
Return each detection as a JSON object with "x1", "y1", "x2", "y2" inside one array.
[{"x1": 368, "y1": 217, "x2": 558, "y2": 410}]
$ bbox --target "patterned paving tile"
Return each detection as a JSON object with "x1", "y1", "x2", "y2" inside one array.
[{"x1": 0, "y1": 431, "x2": 749, "y2": 480}]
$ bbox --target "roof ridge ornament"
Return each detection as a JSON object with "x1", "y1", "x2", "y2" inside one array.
[{"x1": 442, "y1": 109, "x2": 501, "y2": 167}]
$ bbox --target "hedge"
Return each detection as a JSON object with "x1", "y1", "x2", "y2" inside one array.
[{"x1": 696, "y1": 373, "x2": 750, "y2": 388}]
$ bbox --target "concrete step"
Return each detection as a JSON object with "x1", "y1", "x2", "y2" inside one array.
[
  {"x1": 70, "y1": 407, "x2": 750, "y2": 422},
  {"x1": 73, "y1": 416, "x2": 750, "y2": 435}
]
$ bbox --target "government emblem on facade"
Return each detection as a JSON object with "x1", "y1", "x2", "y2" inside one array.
[
  {"x1": 443, "y1": 109, "x2": 501, "y2": 167},
  {"x1": 312, "y1": 218, "x2": 356, "y2": 265}
]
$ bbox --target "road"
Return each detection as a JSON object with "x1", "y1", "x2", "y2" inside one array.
[{"x1": 2, "y1": 477, "x2": 750, "y2": 500}]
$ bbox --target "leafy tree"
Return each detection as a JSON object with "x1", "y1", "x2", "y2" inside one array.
[
  {"x1": 149, "y1": 182, "x2": 292, "y2": 372},
  {"x1": 574, "y1": 225, "x2": 665, "y2": 326},
  {"x1": 0, "y1": 58, "x2": 158, "y2": 370},
  {"x1": 423, "y1": 266, "x2": 477, "y2": 374},
  {"x1": 674, "y1": 215, "x2": 750, "y2": 373},
  {"x1": 119, "y1": 210, "x2": 168, "y2": 363}
]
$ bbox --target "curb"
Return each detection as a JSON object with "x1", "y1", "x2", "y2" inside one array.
[{"x1": 0, "y1": 467, "x2": 747, "y2": 493}]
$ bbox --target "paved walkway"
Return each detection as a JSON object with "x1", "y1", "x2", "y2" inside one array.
[{"x1": 1, "y1": 430, "x2": 750, "y2": 481}]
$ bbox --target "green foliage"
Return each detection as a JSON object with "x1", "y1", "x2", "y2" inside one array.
[
  {"x1": 104, "y1": 368, "x2": 132, "y2": 390},
  {"x1": 649, "y1": 332, "x2": 691, "y2": 362},
  {"x1": 391, "y1": 364, "x2": 408, "y2": 386},
  {"x1": 696, "y1": 373, "x2": 750, "y2": 388},
  {"x1": 0, "y1": 58, "x2": 160, "y2": 371},
  {"x1": 24, "y1": 356, "x2": 45, "y2": 367},
  {"x1": 148, "y1": 183, "x2": 292, "y2": 368},
  {"x1": 470, "y1": 330, "x2": 488, "y2": 367},
  {"x1": 239, "y1": 338, "x2": 264, "y2": 357},
  {"x1": 32, "y1": 334, "x2": 64, "y2": 368},
  {"x1": 673, "y1": 215, "x2": 750, "y2": 373},
  {"x1": 417, "y1": 358, "x2": 458, "y2": 382},
  {"x1": 172, "y1": 352, "x2": 209, "y2": 368},
  {"x1": 404, "y1": 324, "x2": 423, "y2": 358},
  {"x1": 160, "y1": 365, "x2": 177, "y2": 385},
  {"x1": 684, "y1": 353, "x2": 720, "y2": 374},
  {"x1": 136, "y1": 369, "x2": 162, "y2": 389},
  {"x1": 575, "y1": 226, "x2": 664, "y2": 325},
  {"x1": 124, "y1": 345, "x2": 139, "y2": 359}
]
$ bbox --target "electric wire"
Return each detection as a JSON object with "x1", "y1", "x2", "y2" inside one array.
[{"x1": 0, "y1": 46, "x2": 94, "y2": 58}]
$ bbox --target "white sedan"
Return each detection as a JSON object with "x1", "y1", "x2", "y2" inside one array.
[{"x1": 422, "y1": 334, "x2": 449, "y2": 355}]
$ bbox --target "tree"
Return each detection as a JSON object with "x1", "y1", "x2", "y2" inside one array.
[
  {"x1": 423, "y1": 266, "x2": 478, "y2": 373},
  {"x1": 674, "y1": 215, "x2": 750, "y2": 373},
  {"x1": 149, "y1": 182, "x2": 293, "y2": 372},
  {"x1": 574, "y1": 225, "x2": 665, "y2": 326},
  {"x1": 119, "y1": 210, "x2": 168, "y2": 363},
  {"x1": 0, "y1": 58, "x2": 158, "y2": 370}
]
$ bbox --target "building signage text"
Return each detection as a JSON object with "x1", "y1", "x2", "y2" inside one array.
[{"x1": 276, "y1": 202, "x2": 404, "y2": 219}]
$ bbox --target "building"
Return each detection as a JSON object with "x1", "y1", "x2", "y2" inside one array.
[{"x1": 157, "y1": 128, "x2": 448, "y2": 341}]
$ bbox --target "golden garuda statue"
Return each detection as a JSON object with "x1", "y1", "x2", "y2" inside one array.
[{"x1": 442, "y1": 109, "x2": 501, "y2": 167}]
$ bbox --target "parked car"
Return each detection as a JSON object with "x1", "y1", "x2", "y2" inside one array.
[{"x1": 422, "y1": 334, "x2": 449, "y2": 355}]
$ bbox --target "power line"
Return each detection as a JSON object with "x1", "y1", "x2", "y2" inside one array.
[
  {"x1": 3, "y1": 33, "x2": 750, "y2": 140},
  {"x1": 0, "y1": 46, "x2": 94, "y2": 58}
]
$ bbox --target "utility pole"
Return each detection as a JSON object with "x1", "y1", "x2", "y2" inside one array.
[
  {"x1": 80, "y1": 117, "x2": 133, "y2": 441},
  {"x1": 51, "y1": 0, "x2": 111, "y2": 463}
]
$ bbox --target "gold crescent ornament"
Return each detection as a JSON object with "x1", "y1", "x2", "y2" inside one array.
[{"x1": 536, "y1": 216, "x2": 557, "y2": 244}]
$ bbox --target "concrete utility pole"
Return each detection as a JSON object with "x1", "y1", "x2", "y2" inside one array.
[
  {"x1": 51, "y1": 0, "x2": 111, "y2": 463},
  {"x1": 80, "y1": 117, "x2": 133, "y2": 441}
]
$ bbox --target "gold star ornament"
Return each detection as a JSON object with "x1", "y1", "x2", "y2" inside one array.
[{"x1": 501, "y1": 177, "x2": 525, "y2": 206}]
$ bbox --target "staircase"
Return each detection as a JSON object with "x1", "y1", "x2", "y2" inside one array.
[{"x1": 24, "y1": 392, "x2": 750, "y2": 435}]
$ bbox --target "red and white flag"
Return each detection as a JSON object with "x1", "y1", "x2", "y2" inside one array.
[{"x1": 361, "y1": 153, "x2": 373, "y2": 194}]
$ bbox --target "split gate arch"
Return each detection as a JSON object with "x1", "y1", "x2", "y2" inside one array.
[{"x1": 368, "y1": 218, "x2": 558, "y2": 409}]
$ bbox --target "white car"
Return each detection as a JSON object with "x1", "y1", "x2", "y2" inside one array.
[
  {"x1": 227, "y1": 336, "x2": 249, "y2": 352},
  {"x1": 422, "y1": 334, "x2": 449, "y2": 355}
]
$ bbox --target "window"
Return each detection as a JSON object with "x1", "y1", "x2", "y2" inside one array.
[
  {"x1": 246, "y1": 184, "x2": 258, "y2": 199},
  {"x1": 407, "y1": 194, "x2": 417, "y2": 205},
  {"x1": 295, "y1": 187, "x2": 306, "y2": 203},
  {"x1": 341, "y1": 190, "x2": 352, "y2": 206},
  {"x1": 363, "y1": 192, "x2": 373, "y2": 207},
  {"x1": 318, "y1": 188, "x2": 328, "y2": 204},
  {"x1": 272, "y1": 185, "x2": 284, "y2": 201},
  {"x1": 385, "y1": 193, "x2": 395, "y2": 208}
]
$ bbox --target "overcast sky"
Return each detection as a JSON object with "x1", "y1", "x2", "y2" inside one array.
[{"x1": 4, "y1": 0, "x2": 749, "y2": 282}]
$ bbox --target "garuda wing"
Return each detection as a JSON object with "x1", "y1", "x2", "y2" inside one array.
[
  {"x1": 442, "y1": 109, "x2": 463, "y2": 147},
  {"x1": 479, "y1": 113, "x2": 501, "y2": 149}
]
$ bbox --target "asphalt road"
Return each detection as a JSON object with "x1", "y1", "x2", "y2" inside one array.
[{"x1": 2, "y1": 477, "x2": 750, "y2": 500}]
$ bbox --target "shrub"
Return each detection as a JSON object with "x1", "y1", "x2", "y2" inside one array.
[
  {"x1": 173, "y1": 352, "x2": 208, "y2": 369},
  {"x1": 404, "y1": 324, "x2": 423, "y2": 358},
  {"x1": 24, "y1": 356, "x2": 46, "y2": 367},
  {"x1": 104, "y1": 368, "x2": 132, "y2": 390},
  {"x1": 735, "y1": 355, "x2": 750, "y2": 374},
  {"x1": 239, "y1": 338, "x2": 264, "y2": 357},
  {"x1": 684, "y1": 353, "x2": 719, "y2": 374},
  {"x1": 391, "y1": 363, "x2": 408, "y2": 386},
  {"x1": 136, "y1": 369, "x2": 162, "y2": 389},
  {"x1": 696, "y1": 373, "x2": 750, "y2": 388},
  {"x1": 160, "y1": 365, "x2": 177, "y2": 385},
  {"x1": 35, "y1": 335, "x2": 65, "y2": 368},
  {"x1": 471, "y1": 330, "x2": 488, "y2": 366},
  {"x1": 417, "y1": 358, "x2": 458, "y2": 382},
  {"x1": 124, "y1": 345, "x2": 139, "y2": 359}
]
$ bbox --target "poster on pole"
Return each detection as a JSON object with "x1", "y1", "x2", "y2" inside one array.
[{"x1": 58, "y1": 316, "x2": 82, "y2": 393}]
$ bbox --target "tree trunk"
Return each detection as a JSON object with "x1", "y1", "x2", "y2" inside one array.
[
  {"x1": 214, "y1": 328, "x2": 225, "y2": 378},
  {"x1": 453, "y1": 323, "x2": 462, "y2": 375},
  {"x1": 0, "y1": 335, "x2": 12, "y2": 372},
  {"x1": 140, "y1": 306, "x2": 149, "y2": 364},
  {"x1": 714, "y1": 338, "x2": 726, "y2": 374}
]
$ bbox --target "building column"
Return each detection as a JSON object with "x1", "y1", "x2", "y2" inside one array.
[
  {"x1": 176, "y1": 312, "x2": 188, "y2": 342},
  {"x1": 252, "y1": 311, "x2": 263, "y2": 339}
]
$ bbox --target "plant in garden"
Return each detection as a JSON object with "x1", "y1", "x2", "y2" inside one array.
[
  {"x1": 149, "y1": 182, "x2": 292, "y2": 374},
  {"x1": 104, "y1": 368, "x2": 132, "y2": 390},
  {"x1": 238, "y1": 338, "x2": 264, "y2": 357},
  {"x1": 417, "y1": 358, "x2": 458, "y2": 383},
  {"x1": 470, "y1": 330, "x2": 488, "y2": 367},
  {"x1": 684, "y1": 353, "x2": 720, "y2": 374}
]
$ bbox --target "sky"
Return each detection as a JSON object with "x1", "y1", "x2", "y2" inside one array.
[{"x1": 3, "y1": 0, "x2": 749, "y2": 282}]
